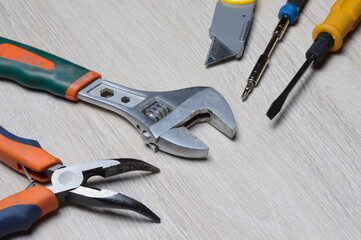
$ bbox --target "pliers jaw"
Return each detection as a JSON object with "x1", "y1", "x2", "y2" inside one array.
[
  {"x1": 68, "y1": 186, "x2": 161, "y2": 223},
  {"x1": 47, "y1": 159, "x2": 161, "y2": 222}
]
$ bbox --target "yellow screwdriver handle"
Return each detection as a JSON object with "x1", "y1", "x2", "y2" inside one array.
[{"x1": 313, "y1": 0, "x2": 361, "y2": 52}]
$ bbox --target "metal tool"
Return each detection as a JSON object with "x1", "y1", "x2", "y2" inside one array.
[
  {"x1": 242, "y1": 0, "x2": 306, "y2": 101},
  {"x1": 267, "y1": 0, "x2": 361, "y2": 119},
  {"x1": 0, "y1": 126, "x2": 160, "y2": 238},
  {"x1": 0, "y1": 37, "x2": 236, "y2": 159},
  {"x1": 205, "y1": 0, "x2": 256, "y2": 66}
]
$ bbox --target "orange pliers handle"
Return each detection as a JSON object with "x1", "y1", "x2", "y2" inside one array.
[{"x1": 0, "y1": 126, "x2": 62, "y2": 182}]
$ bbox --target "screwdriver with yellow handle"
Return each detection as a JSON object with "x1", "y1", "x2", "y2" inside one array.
[{"x1": 267, "y1": 0, "x2": 361, "y2": 120}]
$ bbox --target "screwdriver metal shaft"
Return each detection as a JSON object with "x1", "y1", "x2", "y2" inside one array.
[
  {"x1": 242, "y1": 0, "x2": 306, "y2": 101},
  {"x1": 242, "y1": 17, "x2": 290, "y2": 101}
]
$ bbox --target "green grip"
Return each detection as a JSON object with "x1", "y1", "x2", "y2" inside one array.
[{"x1": 0, "y1": 37, "x2": 95, "y2": 99}]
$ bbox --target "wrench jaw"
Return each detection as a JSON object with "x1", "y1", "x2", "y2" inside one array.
[
  {"x1": 198, "y1": 88, "x2": 236, "y2": 139},
  {"x1": 141, "y1": 126, "x2": 210, "y2": 159},
  {"x1": 206, "y1": 104, "x2": 236, "y2": 139},
  {"x1": 152, "y1": 106, "x2": 236, "y2": 159},
  {"x1": 175, "y1": 87, "x2": 236, "y2": 139},
  {"x1": 157, "y1": 127, "x2": 209, "y2": 159}
]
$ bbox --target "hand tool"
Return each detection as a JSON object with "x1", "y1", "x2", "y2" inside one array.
[
  {"x1": 242, "y1": 0, "x2": 306, "y2": 101},
  {"x1": 0, "y1": 126, "x2": 160, "y2": 238},
  {"x1": 0, "y1": 37, "x2": 236, "y2": 159},
  {"x1": 205, "y1": 0, "x2": 256, "y2": 66},
  {"x1": 267, "y1": 0, "x2": 361, "y2": 119}
]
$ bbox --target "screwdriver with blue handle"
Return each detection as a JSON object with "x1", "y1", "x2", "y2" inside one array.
[
  {"x1": 241, "y1": 0, "x2": 306, "y2": 100},
  {"x1": 267, "y1": 0, "x2": 361, "y2": 119}
]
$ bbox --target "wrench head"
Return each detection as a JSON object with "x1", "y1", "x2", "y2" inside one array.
[{"x1": 147, "y1": 87, "x2": 236, "y2": 158}]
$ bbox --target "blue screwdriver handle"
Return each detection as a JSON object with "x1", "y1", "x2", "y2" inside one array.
[{"x1": 280, "y1": 0, "x2": 307, "y2": 24}]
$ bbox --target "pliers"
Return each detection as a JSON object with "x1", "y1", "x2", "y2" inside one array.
[{"x1": 0, "y1": 126, "x2": 161, "y2": 238}]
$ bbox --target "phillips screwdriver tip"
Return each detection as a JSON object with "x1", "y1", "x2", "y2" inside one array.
[{"x1": 241, "y1": 81, "x2": 255, "y2": 101}]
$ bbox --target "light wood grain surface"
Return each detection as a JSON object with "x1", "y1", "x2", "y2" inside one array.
[{"x1": 0, "y1": 0, "x2": 360, "y2": 239}]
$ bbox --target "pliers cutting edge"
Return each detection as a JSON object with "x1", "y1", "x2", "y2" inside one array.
[{"x1": 0, "y1": 126, "x2": 161, "y2": 238}]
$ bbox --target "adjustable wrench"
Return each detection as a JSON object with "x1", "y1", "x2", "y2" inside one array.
[{"x1": 0, "y1": 37, "x2": 236, "y2": 158}]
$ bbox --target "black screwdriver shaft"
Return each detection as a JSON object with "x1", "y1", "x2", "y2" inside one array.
[
  {"x1": 266, "y1": 32, "x2": 334, "y2": 120},
  {"x1": 266, "y1": 56, "x2": 314, "y2": 120}
]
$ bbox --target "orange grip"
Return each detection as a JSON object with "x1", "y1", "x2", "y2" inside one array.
[
  {"x1": 65, "y1": 71, "x2": 101, "y2": 101},
  {"x1": 0, "y1": 186, "x2": 58, "y2": 237},
  {"x1": 0, "y1": 186, "x2": 58, "y2": 217},
  {"x1": 0, "y1": 43, "x2": 55, "y2": 70},
  {"x1": 313, "y1": 0, "x2": 361, "y2": 51},
  {"x1": 0, "y1": 134, "x2": 62, "y2": 182}
]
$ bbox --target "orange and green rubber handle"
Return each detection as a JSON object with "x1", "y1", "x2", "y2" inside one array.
[
  {"x1": 0, "y1": 185, "x2": 58, "y2": 237},
  {"x1": 0, "y1": 37, "x2": 101, "y2": 101},
  {"x1": 0, "y1": 126, "x2": 62, "y2": 182},
  {"x1": 313, "y1": 0, "x2": 361, "y2": 52}
]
